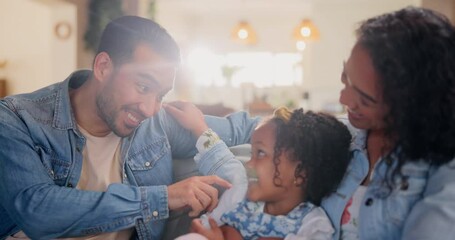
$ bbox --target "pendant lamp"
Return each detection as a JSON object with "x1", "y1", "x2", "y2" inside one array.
[
  {"x1": 293, "y1": 19, "x2": 320, "y2": 41},
  {"x1": 231, "y1": 20, "x2": 257, "y2": 45}
]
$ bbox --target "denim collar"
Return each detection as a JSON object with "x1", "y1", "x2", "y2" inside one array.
[{"x1": 52, "y1": 70, "x2": 91, "y2": 130}]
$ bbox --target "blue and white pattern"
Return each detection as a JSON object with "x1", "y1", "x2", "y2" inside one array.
[{"x1": 220, "y1": 200, "x2": 315, "y2": 239}]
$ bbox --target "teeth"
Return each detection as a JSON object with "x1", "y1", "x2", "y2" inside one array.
[
  {"x1": 246, "y1": 167, "x2": 258, "y2": 183},
  {"x1": 127, "y1": 113, "x2": 139, "y2": 123},
  {"x1": 248, "y1": 178, "x2": 258, "y2": 183}
]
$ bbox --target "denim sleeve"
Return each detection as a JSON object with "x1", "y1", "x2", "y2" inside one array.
[
  {"x1": 162, "y1": 110, "x2": 260, "y2": 159},
  {"x1": 195, "y1": 142, "x2": 248, "y2": 226},
  {"x1": 402, "y1": 159, "x2": 455, "y2": 240},
  {"x1": 0, "y1": 104, "x2": 168, "y2": 239},
  {"x1": 205, "y1": 111, "x2": 260, "y2": 147}
]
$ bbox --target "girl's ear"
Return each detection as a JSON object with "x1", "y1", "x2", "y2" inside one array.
[
  {"x1": 93, "y1": 52, "x2": 113, "y2": 83},
  {"x1": 294, "y1": 163, "x2": 306, "y2": 187}
]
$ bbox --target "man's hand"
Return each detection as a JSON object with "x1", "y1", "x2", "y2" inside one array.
[
  {"x1": 163, "y1": 101, "x2": 208, "y2": 137},
  {"x1": 167, "y1": 176, "x2": 232, "y2": 217}
]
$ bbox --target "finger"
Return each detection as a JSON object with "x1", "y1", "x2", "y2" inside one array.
[
  {"x1": 191, "y1": 218, "x2": 203, "y2": 233},
  {"x1": 208, "y1": 217, "x2": 218, "y2": 229},
  {"x1": 188, "y1": 193, "x2": 205, "y2": 217},
  {"x1": 186, "y1": 180, "x2": 219, "y2": 216},
  {"x1": 163, "y1": 103, "x2": 183, "y2": 116},
  {"x1": 193, "y1": 180, "x2": 220, "y2": 212},
  {"x1": 199, "y1": 175, "x2": 232, "y2": 189},
  {"x1": 195, "y1": 191, "x2": 212, "y2": 211},
  {"x1": 166, "y1": 100, "x2": 188, "y2": 110}
]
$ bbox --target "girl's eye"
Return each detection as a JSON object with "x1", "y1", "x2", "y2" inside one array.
[{"x1": 257, "y1": 150, "x2": 266, "y2": 158}]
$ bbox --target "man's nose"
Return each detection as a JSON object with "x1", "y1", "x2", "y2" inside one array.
[{"x1": 139, "y1": 99, "x2": 161, "y2": 118}]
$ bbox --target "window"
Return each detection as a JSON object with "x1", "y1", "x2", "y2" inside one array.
[{"x1": 186, "y1": 48, "x2": 303, "y2": 88}]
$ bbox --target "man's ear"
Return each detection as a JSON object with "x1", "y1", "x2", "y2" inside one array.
[{"x1": 93, "y1": 52, "x2": 113, "y2": 82}]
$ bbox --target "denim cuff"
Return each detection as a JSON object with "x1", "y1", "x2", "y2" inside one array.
[{"x1": 141, "y1": 185, "x2": 169, "y2": 223}]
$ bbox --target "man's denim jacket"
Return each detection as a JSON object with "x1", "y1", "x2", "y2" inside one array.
[
  {"x1": 322, "y1": 117, "x2": 455, "y2": 240},
  {"x1": 0, "y1": 70, "x2": 259, "y2": 240}
]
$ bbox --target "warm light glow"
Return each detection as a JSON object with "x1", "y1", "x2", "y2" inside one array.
[
  {"x1": 231, "y1": 21, "x2": 257, "y2": 45},
  {"x1": 187, "y1": 47, "x2": 223, "y2": 86},
  {"x1": 300, "y1": 27, "x2": 311, "y2": 37},
  {"x1": 238, "y1": 29, "x2": 249, "y2": 39},
  {"x1": 293, "y1": 19, "x2": 320, "y2": 41},
  {"x1": 296, "y1": 40, "x2": 306, "y2": 51}
]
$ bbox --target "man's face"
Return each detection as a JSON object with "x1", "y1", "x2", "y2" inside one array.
[
  {"x1": 96, "y1": 43, "x2": 177, "y2": 137},
  {"x1": 339, "y1": 43, "x2": 388, "y2": 131}
]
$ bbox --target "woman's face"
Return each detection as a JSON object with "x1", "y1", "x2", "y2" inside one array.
[
  {"x1": 245, "y1": 121, "x2": 301, "y2": 203},
  {"x1": 339, "y1": 43, "x2": 388, "y2": 131}
]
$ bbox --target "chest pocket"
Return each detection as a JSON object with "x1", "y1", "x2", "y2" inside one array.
[
  {"x1": 35, "y1": 145, "x2": 70, "y2": 186},
  {"x1": 127, "y1": 138, "x2": 172, "y2": 186},
  {"x1": 385, "y1": 161, "x2": 430, "y2": 225}
]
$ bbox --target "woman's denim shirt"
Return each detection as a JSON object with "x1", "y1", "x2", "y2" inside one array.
[
  {"x1": 0, "y1": 70, "x2": 259, "y2": 240},
  {"x1": 322, "y1": 117, "x2": 455, "y2": 240}
]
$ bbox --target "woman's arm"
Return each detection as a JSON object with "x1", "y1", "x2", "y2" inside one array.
[{"x1": 402, "y1": 159, "x2": 455, "y2": 239}]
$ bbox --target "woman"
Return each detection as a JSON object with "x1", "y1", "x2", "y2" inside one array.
[{"x1": 321, "y1": 6, "x2": 455, "y2": 240}]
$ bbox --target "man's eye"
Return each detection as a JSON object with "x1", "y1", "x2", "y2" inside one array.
[
  {"x1": 157, "y1": 94, "x2": 165, "y2": 102},
  {"x1": 137, "y1": 84, "x2": 149, "y2": 93}
]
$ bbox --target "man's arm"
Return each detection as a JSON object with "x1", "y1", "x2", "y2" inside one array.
[
  {"x1": 163, "y1": 102, "x2": 248, "y2": 220},
  {"x1": 0, "y1": 104, "x2": 164, "y2": 239},
  {"x1": 162, "y1": 101, "x2": 260, "y2": 160}
]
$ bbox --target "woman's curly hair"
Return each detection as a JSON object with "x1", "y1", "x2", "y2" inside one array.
[
  {"x1": 356, "y1": 7, "x2": 455, "y2": 172},
  {"x1": 269, "y1": 107, "x2": 352, "y2": 206}
]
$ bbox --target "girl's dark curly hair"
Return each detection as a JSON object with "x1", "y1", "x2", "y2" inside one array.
[
  {"x1": 356, "y1": 7, "x2": 455, "y2": 173},
  {"x1": 269, "y1": 107, "x2": 352, "y2": 206}
]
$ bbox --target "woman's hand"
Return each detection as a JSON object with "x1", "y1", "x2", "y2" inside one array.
[{"x1": 164, "y1": 101, "x2": 208, "y2": 137}]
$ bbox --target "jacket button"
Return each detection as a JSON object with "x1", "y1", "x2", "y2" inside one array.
[
  {"x1": 152, "y1": 211, "x2": 159, "y2": 217},
  {"x1": 401, "y1": 179, "x2": 409, "y2": 190},
  {"x1": 365, "y1": 198, "x2": 373, "y2": 206},
  {"x1": 67, "y1": 183, "x2": 73, "y2": 188},
  {"x1": 145, "y1": 162, "x2": 151, "y2": 167},
  {"x1": 385, "y1": 158, "x2": 392, "y2": 165}
]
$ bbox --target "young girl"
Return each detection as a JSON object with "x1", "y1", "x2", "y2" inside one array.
[{"x1": 174, "y1": 107, "x2": 352, "y2": 240}]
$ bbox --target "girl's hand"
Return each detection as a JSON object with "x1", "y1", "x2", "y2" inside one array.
[
  {"x1": 220, "y1": 225, "x2": 243, "y2": 240},
  {"x1": 191, "y1": 217, "x2": 225, "y2": 240},
  {"x1": 163, "y1": 101, "x2": 209, "y2": 136}
]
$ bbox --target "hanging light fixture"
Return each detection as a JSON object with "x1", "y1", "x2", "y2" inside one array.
[
  {"x1": 293, "y1": 19, "x2": 320, "y2": 41},
  {"x1": 293, "y1": 18, "x2": 319, "y2": 51},
  {"x1": 231, "y1": 20, "x2": 257, "y2": 45}
]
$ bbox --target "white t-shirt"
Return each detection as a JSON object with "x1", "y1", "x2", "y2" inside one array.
[
  {"x1": 9, "y1": 127, "x2": 132, "y2": 240},
  {"x1": 340, "y1": 186, "x2": 368, "y2": 240}
]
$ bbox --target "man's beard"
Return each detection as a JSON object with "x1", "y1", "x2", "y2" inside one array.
[{"x1": 95, "y1": 84, "x2": 131, "y2": 138}]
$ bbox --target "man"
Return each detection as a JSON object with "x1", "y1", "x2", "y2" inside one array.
[{"x1": 0, "y1": 16, "x2": 257, "y2": 239}]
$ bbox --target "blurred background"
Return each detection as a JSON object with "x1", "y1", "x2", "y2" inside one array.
[{"x1": 1, "y1": 0, "x2": 454, "y2": 116}]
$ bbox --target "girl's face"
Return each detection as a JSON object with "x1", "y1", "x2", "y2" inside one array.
[
  {"x1": 339, "y1": 43, "x2": 388, "y2": 131},
  {"x1": 246, "y1": 121, "x2": 302, "y2": 204}
]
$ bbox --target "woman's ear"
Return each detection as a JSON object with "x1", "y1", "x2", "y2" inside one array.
[{"x1": 93, "y1": 52, "x2": 113, "y2": 82}]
